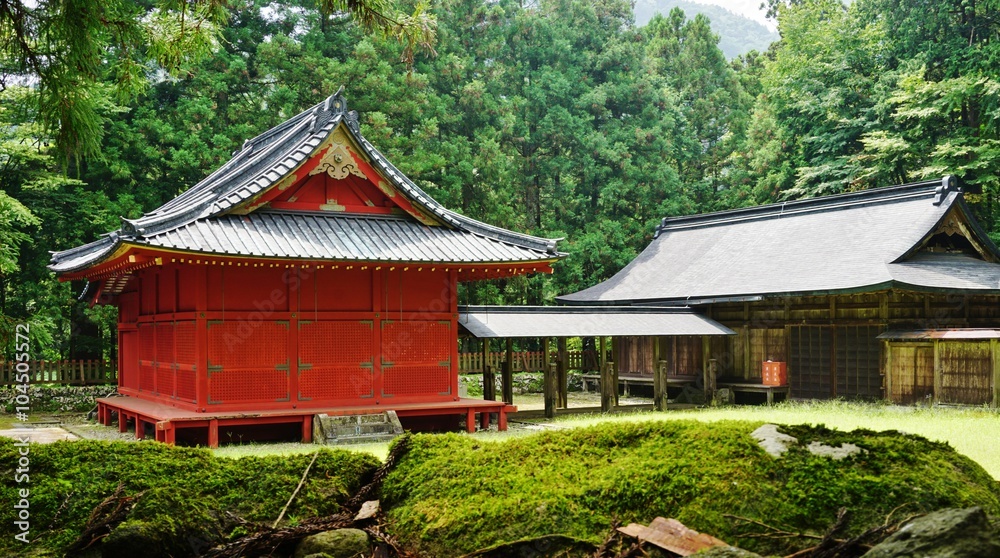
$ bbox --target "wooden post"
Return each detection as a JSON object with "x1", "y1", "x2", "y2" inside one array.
[
  {"x1": 883, "y1": 340, "x2": 892, "y2": 402},
  {"x1": 600, "y1": 337, "x2": 613, "y2": 412},
  {"x1": 301, "y1": 416, "x2": 313, "y2": 443},
  {"x1": 702, "y1": 336, "x2": 715, "y2": 403},
  {"x1": 653, "y1": 336, "x2": 668, "y2": 411},
  {"x1": 611, "y1": 337, "x2": 620, "y2": 406},
  {"x1": 195, "y1": 265, "x2": 209, "y2": 411},
  {"x1": 933, "y1": 339, "x2": 941, "y2": 404},
  {"x1": 502, "y1": 338, "x2": 514, "y2": 405},
  {"x1": 543, "y1": 338, "x2": 556, "y2": 418},
  {"x1": 992, "y1": 339, "x2": 1000, "y2": 408},
  {"x1": 482, "y1": 338, "x2": 495, "y2": 401},
  {"x1": 208, "y1": 419, "x2": 219, "y2": 448},
  {"x1": 557, "y1": 337, "x2": 568, "y2": 408}
]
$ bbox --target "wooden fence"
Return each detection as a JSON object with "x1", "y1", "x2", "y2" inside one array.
[
  {"x1": 1, "y1": 360, "x2": 117, "y2": 386},
  {"x1": 458, "y1": 350, "x2": 598, "y2": 374}
]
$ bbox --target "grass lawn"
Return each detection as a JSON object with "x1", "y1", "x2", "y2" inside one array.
[{"x1": 209, "y1": 400, "x2": 1000, "y2": 479}]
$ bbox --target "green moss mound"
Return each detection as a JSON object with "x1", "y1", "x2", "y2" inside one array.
[
  {"x1": 0, "y1": 440, "x2": 380, "y2": 556},
  {"x1": 382, "y1": 420, "x2": 1000, "y2": 557}
]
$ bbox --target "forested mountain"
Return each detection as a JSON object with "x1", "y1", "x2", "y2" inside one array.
[
  {"x1": 635, "y1": 0, "x2": 778, "y2": 58},
  {"x1": 2, "y1": 0, "x2": 999, "y2": 360}
]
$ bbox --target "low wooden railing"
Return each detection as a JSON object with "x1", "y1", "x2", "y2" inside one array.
[
  {"x1": 1, "y1": 360, "x2": 117, "y2": 386},
  {"x1": 459, "y1": 350, "x2": 598, "y2": 374}
]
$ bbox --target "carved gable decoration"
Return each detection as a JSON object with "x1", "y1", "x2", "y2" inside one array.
[{"x1": 310, "y1": 140, "x2": 366, "y2": 181}]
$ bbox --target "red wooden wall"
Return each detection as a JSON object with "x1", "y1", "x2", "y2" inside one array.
[{"x1": 117, "y1": 262, "x2": 459, "y2": 411}]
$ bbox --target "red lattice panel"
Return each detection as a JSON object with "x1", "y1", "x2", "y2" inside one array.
[
  {"x1": 119, "y1": 331, "x2": 138, "y2": 390},
  {"x1": 156, "y1": 322, "x2": 174, "y2": 364},
  {"x1": 138, "y1": 323, "x2": 155, "y2": 362},
  {"x1": 176, "y1": 369, "x2": 197, "y2": 402},
  {"x1": 174, "y1": 321, "x2": 197, "y2": 369},
  {"x1": 299, "y1": 321, "x2": 373, "y2": 366},
  {"x1": 381, "y1": 321, "x2": 450, "y2": 364},
  {"x1": 383, "y1": 364, "x2": 450, "y2": 397},
  {"x1": 139, "y1": 363, "x2": 155, "y2": 392},
  {"x1": 299, "y1": 367, "x2": 374, "y2": 401},
  {"x1": 209, "y1": 369, "x2": 289, "y2": 403},
  {"x1": 156, "y1": 366, "x2": 174, "y2": 397},
  {"x1": 207, "y1": 321, "x2": 288, "y2": 369}
]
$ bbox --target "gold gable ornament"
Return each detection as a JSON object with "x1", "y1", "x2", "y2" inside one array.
[{"x1": 311, "y1": 142, "x2": 366, "y2": 180}]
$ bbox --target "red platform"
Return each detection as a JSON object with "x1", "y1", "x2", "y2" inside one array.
[{"x1": 97, "y1": 396, "x2": 515, "y2": 447}]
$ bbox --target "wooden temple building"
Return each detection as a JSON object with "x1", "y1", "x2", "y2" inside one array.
[
  {"x1": 558, "y1": 177, "x2": 1000, "y2": 407},
  {"x1": 50, "y1": 92, "x2": 563, "y2": 445}
]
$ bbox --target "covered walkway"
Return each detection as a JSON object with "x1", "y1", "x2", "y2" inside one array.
[{"x1": 458, "y1": 306, "x2": 734, "y2": 417}]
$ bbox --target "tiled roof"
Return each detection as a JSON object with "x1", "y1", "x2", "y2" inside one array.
[
  {"x1": 50, "y1": 92, "x2": 561, "y2": 274},
  {"x1": 558, "y1": 178, "x2": 1000, "y2": 304},
  {"x1": 137, "y1": 212, "x2": 556, "y2": 264}
]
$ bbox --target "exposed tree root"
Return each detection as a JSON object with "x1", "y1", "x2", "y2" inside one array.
[
  {"x1": 726, "y1": 503, "x2": 925, "y2": 558},
  {"x1": 65, "y1": 483, "x2": 145, "y2": 555}
]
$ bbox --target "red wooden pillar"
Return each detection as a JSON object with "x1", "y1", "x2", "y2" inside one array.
[
  {"x1": 498, "y1": 408, "x2": 508, "y2": 431},
  {"x1": 208, "y1": 418, "x2": 219, "y2": 448},
  {"x1": 195, "y1": 265, "x2": 209, "y2": 411},
  {"x1": 372, "y1": 268, "x2": 383, "y2": 404},
  {"x1": 465, "y1": 408, "x2": 475, "y2": 433},
  {"x1": 161, "y1": 422, "x2": 176, "y2": 445},
  {"x1": 135, "y1": 418, "x2": 145, "y2": 440},
  {"x1": 288, "y1": 268, "x2": 300, "y2": 408},
  {"x1": 119, "y1": 411, "x2": 129, "y2": 433},
  {"x1": 449, "y1": 269, "x2": 460, "y2": 400},
  {"x1": 301, "y1": 415, "x2": 312, "y2": 443}
]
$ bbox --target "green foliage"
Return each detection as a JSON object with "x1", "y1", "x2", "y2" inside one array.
[
  {"x1": 382, "y1": 420, "x2": 1000, "y2": 556},
  {"x1": 735, "y1": 0, "x2": 1000, "y2": 214},
  {"x1": 0, "y1": 439, "x2": 380, "y2": 554}
]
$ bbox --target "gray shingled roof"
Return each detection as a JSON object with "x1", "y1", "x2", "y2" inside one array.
[
  {"x1": 558, "y1": 178, "x2": 1000, "y2": 305},
  {"x1": 50, "y1": 92, "x2": 561, "y2": 275},
  {"x1": 131, "y1": 212, "x2": 556, "y2": 264},
  {"x1": 458, "y1": 306, "x2": 734, "y2": 337}
]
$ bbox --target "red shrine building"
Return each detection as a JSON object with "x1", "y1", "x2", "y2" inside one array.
[{"x1": 50, "y1": 92, "x2": 562, "y2": 446}]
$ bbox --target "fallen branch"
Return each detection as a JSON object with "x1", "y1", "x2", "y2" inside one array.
[
  {"x1": 273, "y1": 450, "x2": 320, "y2": 528},
  {"x1": 203, "y1": 434, "x2": 413, "y2": 558},
  {"x1": 724, "y1": 514, "x2": 824, "y2": 542},
  {"x1": 783, "y1": 505, "x2": 926, "y2": 558},
  {"x1": 362, "y1": 520, "x2": 415, "y2": 558},
  {"x1": 65, "y1": 483, "x2": 144, "y2": 555}
]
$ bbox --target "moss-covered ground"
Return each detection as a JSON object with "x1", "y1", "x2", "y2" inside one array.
[
  {"x1": 547, "y1": 400, "x2": 1000, "y2": 478},
  {"x1": 381, "y1": 420, "x2": 1000, "y2": 557},
  {"x1": 0, "y1": 440, "x2": 380, "y2": 557}
]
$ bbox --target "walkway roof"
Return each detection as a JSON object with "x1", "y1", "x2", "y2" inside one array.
[{"x1": 457, "y1": 306, "x2": 734, "y2": 338}]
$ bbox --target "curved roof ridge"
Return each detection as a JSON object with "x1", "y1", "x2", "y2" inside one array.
[{"x1": 655, "y1": 177, "x2": 952, "y2": 236}]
